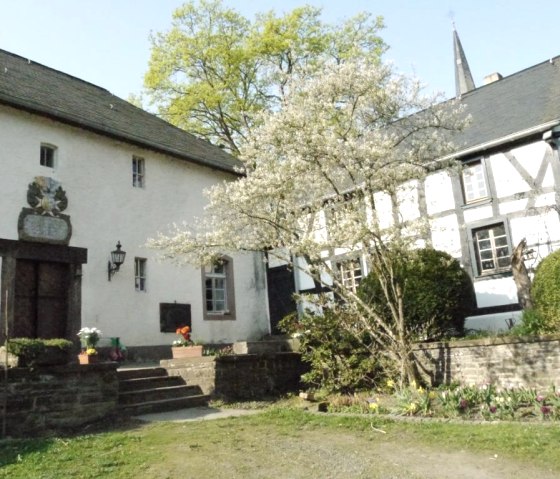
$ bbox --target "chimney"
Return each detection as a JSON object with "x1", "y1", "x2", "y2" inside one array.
[{"x1": 483, "y1": 72, "x2": 503, "y2": 85}]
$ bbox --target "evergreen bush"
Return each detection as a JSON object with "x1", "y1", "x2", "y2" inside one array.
[
  {"x1": 358, "y1": 248, "x2": 476, "y2": 340},
  {"x1": 531, "y1": 249, "x2": 560, "y2": 333}
]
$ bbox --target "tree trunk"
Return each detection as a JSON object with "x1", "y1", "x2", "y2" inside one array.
[{"x1": 511, "y1": 238, "x2": 533, "y2": 310}]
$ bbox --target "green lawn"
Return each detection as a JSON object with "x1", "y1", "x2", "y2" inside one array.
[{"x1": 1, "y1": 408, "x2": 559, "y2": 478}]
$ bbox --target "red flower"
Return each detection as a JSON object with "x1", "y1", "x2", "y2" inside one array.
[{"x1": 176, "y1": 325, "x2": 191, "y2": 341}]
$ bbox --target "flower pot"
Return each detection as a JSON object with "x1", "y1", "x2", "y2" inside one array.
[
  {"x1": 171, "y1": 345, "x2": 203, "y2": 359},
  {"x1": 78, "y1": 353, "x2": 98, "y2": 365}
]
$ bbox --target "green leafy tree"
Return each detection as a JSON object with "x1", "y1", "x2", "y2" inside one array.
[{"x1": 144, "y1": 0, "x2": 386, "y2": 154}]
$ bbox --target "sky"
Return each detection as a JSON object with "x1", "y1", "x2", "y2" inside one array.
[{"x1": 0, "y1": 0, "x2": 558, "y2": 103}]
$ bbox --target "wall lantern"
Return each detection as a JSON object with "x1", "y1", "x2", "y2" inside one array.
[{"x1": 108, "y1": 241, "x2": 126, "y2": 281}]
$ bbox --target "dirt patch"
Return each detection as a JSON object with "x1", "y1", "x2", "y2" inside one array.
[{"x1": 138, "y1": 416, "x2": 558, "y2": 479}]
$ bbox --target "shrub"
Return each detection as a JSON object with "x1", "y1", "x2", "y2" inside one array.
[
  {"x1": 279, "y1": 307, "x2": 382, "y2": 394},
  {"x1": 5, "y1": 338, "x2": 73, "y2": 367},
  {"x1": 531, "y1": 249, "x2": 560, "y2": 333},
  {"x1": 358, "y1": 248, "x2": 476, "y2": 340},
  {"x1": 510, "y1": 309, "x2": 550, "y2": 336}
]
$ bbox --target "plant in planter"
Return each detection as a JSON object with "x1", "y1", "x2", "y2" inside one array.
[
  {"x1": 4, "y1": 338, "x2": 73, "y2": 367},
  {"x1": 77, "y1": 327, "x2": 102, "y2": 364},
  {"x1": 172, "y1": 325, "x2": 203, "y2": 358}
]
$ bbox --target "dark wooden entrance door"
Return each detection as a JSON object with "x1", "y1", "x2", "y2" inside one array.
[
  {"x1": 267, "y1": 265, "x2": 297, "y2": 334},
  {"x1": 13, "y1": 260, "x2": 69, "y2": 338}
]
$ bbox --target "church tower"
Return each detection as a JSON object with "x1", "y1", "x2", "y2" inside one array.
[{"x1": 453, "y1": 26, "x2": 475, "y2": 96}]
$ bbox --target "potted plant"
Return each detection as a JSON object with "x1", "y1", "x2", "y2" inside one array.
[
  {"x1": 77, "y1": 327, "x2": 102, "y2": 364},
  {"x1": 171, "y1": 325, "x2": 203, "y2": 358}
]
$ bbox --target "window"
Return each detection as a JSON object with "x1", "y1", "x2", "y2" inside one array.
[
  {"x1": 40, "y1": 144, "x2": 56, "y2": 168},
  {"x1": 462, "y1": 160, "x2": 489, "y2": 203},
  {"x1": 132, "y1": 156, "x2": 145, "y2": 188},
  {"x1": 135, "y1": 258, "x2": 147, "y2": 291},
  {"x1": 472, "y1": 223, "x2": 511, "y2": 275},
  {"x1": 338, "y1": 258, "x2": 363, "y2": 293},
  {"x1": 203, "y1": 257, "x2": 235, "y2": 319}
]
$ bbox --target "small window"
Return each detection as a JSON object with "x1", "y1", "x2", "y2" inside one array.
[
  {"x1": 462, "y1": 160, "x2": 489, "y2": 203},
  {"x1": 132, "y1": 156, "x2": 145, "y2": 188},
  {"x1": 135, "y1": 258, "x2": 147, "y2": 291},
  {"x1": 472, "y1": 223, "x2": 511, "y2": 275},
  {"x1": 203, "y1": 257, "x2": 235, "y2": 319},
  {"x1": 337, "y1": 258, "x2": 363, "y2": 293},
  {"x1": 40, "y1": 144, "x2": 56, "y2": 168}
]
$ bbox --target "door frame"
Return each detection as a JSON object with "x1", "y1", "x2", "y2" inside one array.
[{"x1": 0, "y1": 239, "x2": 87, "y2": 343}]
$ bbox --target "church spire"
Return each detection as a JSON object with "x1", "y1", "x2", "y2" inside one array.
[{"x1": 453, "y1": 25, "x2": 475, "y2": 96}]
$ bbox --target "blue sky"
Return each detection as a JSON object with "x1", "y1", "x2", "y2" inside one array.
[{"x1": 0, "y1": 0, "x2": 558, "y2": 102}]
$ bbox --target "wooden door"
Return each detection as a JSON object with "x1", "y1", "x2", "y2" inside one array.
[
  {"x1": 13, "y1": 260, "x2": 69, "y2": 338},
  {"x1": 267, "y1": 265, "x2": 297, "y2": 334}
]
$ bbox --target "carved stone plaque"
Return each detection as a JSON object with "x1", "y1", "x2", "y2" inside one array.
[
  {"x1": 22, "y1": 214, "x2": 69, "y2": 242},
  {"x1": 17, "y1": 177, "x2": 72, "y2": 245}
]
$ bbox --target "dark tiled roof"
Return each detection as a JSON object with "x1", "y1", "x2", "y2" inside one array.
[
  {"x1": 0, "y1": 49, "x2": 241, "y2": 174},
  {"x1": 452, "y1": 55, "x2": 560, "y2": 157}
]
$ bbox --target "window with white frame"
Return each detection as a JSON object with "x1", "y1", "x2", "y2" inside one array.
[
  {"x1": 472, "y1": 223, "x2": 511, "y2": 275},
  {"x1": 135, "y1": 258, "x2": 147, "y2": 291},
  {"x1": 132, "y1": 156, "x2": 145, "y2": 188},
  {"x1": 462, "y1": 160, "x2": 489, "y2": 203},
  {"x1": 40, "y1": 144, "x2": 56, "y2": 168},
  {"x1": 337, "y1": 258, "x2": 363, "y2": 293},
  {"x1": 203, "y1": 258, "x2": 235, "y2": 318}
]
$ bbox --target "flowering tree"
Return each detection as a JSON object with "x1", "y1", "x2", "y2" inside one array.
[{"x1": 148, "y1": 59, "x2": 466, "y2": 385}]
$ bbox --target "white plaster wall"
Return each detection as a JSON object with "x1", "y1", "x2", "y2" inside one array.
[
  {"x1": 463, "y1": 204, "x2": 493, "y2": 223},
  {"x1": 374, "y1": 191, "x2": 393, "y2": 229},
  {"x1": 0, "y1": 105, "x2": 269, "y2": 346},
  {"x1": 396, "y1": 180, "x2": 420, "y2": 223},
  {"x1": 425, "y1": 171, "x2": 454, "y2": 215},
  {"x1": 510, "y1": 142, "x2": 548, "y2": 179},
  {"x1": 430, "y1": 214, "x2": 462, "y2": 258},
  {"x1": 490, "y1": 152, "x2": 531, "y2": 198},
  {"x1": 474, "y1": 277, "x2": 518, "y2": 308}
]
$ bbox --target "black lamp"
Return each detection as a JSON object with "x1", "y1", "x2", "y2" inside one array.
[{"x1": 108, "y1": 241, "x2": 126, "y2": 281}]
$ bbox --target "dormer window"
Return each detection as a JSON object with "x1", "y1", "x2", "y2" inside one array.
[{"x1": 40, "y1": 144, "x2": 56, "y2": 168}]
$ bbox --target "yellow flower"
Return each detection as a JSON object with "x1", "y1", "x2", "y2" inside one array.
[
  {"x1": 85, "y1": 348, "x2": 97, "y2": 356},
  {"x1": 386, "y1": 379, "x2": 395, "y2": 389},
  {"x1": 369, "y1": 402, "x2": 379, "y2": 411}
]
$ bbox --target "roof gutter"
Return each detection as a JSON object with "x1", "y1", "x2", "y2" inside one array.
[{"x1": 439, "y1": 119, "x2": 560, "y2": 162}]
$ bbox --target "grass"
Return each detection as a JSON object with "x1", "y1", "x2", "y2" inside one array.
[{"x1": 0, "y1": 407, "x2": 559, "y2": 478}]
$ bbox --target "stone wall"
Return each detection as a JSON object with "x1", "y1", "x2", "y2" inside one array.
[
  {"x1": 2, "y1": 363, "x2": 119, "y2": 437},
  {"x1": 414, "y1": 335, "x2": 560, "y2": 390},
  {"x1": 161, "y1": 352, "x2": 305, "y2": 399}
]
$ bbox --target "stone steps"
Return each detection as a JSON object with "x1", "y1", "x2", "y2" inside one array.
[{"x1": 117, "y1": 366, "x2": 210, "y2": 415}]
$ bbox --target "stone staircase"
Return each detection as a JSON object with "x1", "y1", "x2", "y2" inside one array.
[{"x1": 117, "y1": 366, "x2": 210, "y2": 415}]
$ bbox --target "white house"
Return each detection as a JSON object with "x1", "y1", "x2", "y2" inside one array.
[
  {"x1": 268, "y1": 31, "x2": 560, "y2": 333},
  {"x1": 0, "y1": 49, "x2": 270, "y2": 356}
]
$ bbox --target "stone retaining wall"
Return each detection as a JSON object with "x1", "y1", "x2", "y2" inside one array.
[
  {"x1": 2, "y1": 363, "x2": 119, "y2": 437},
  {"x1": 161, "y1": 352, "x2": 305, "y2": 399},
  {"x1": 414, "y1": 336, "x2": 560, "y2": 390}
]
